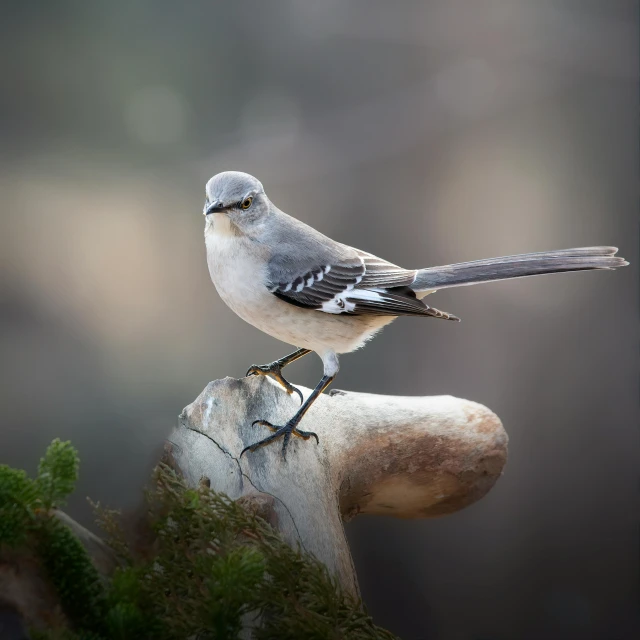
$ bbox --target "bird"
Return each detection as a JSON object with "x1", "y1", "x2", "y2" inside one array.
[{"x1": 202, "y1": 171, "x2": 628, "y2": 458}]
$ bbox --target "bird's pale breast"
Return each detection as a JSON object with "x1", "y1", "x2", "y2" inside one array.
[{"x1": 205, "y1": 218, "x2": 393, "y2": 355}]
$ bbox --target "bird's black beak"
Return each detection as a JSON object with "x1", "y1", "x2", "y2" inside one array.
[{"x1": 203, "y1": 201, "x2": 226, "y2": 216}]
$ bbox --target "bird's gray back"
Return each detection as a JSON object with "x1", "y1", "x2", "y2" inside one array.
[{"x1": 263, "y1": 206, "x2": 362, "y2": 284}]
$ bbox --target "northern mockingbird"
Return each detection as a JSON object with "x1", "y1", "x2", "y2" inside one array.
[{"x1": 203, "y1": 171, "x2": 628, "y2": 457}]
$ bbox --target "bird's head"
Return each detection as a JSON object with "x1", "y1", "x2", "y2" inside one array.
[{"x1": 203, "y1": 171, "x2": 270, "y2": 234}]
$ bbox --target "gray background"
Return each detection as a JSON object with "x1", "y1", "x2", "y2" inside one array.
[{"x1": 1, "y1": 2, "x2": 638, "y2": 638}]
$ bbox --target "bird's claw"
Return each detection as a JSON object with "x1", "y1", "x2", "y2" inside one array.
[
  {"x1": 245, "y1": 363, "x2": 304, "y2": 405},
  {"x1": 240, "y1": 420, "x2": 319, "y2": 459},
  {"x1": 246, "y1": 364, "x2": 267, "y2": 377}
]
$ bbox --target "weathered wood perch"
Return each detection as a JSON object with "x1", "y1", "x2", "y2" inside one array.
[{"x1": 167, "y1": 375, "x2": 508, "y2": 596}]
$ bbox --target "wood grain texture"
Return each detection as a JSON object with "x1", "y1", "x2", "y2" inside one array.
[{"x1": 167, "y1": 376, "x2": 508, "y2": 596}]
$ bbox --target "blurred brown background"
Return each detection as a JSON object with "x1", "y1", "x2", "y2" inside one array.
[{"x1": 1, "y1": 1, "x2": 638, "y2": 638}]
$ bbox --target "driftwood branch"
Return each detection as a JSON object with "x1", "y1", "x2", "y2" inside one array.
[{"x1": 167, "y1": 376, "x2": 508, "y2": 596}]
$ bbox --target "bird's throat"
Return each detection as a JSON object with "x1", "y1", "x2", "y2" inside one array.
[{"x1": 205, "y1": 212, "x2": 238, "y2": 238}]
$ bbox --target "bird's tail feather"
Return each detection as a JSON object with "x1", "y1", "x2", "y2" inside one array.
[{"x1": 412, "y1": 247, "x2": 628, "y2": 292}]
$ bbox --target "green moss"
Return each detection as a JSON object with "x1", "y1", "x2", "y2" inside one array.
[
  {"x1": 0, "y1": 465, "x2": 39, "y2": 546},
  {"x1": 36, "y1": 518, "x2": 107, "y2": 634},
  {"x1": 36, "y1": 439, "x2": 79, "y2": 511},
  {"x1": 0, "y1": 440, "x2": 106, "y2": 635},
  {"x1": 0, "y1": 441, "x2": 398, "y2": 640}
]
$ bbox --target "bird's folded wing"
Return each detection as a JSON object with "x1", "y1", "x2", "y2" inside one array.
[
  {"x1": 267, "y1": 247, "x2": 446, "y2": 317},
  {"x1": 268, "y1": 258, "x2": 364, "y2": 311}
]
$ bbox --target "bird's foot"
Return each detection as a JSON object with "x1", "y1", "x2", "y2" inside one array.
[
  {"x1": 246, "y1": 362, "x2": 304, "y2": 405},
  {"x1": 240, "y1": 419, "x2": 319, "y2": 459}
]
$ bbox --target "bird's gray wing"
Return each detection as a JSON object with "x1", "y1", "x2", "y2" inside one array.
[
  {"x1": 267, "y1": 243, "x2": 366, "y2": 312},
  {"x1": 267, "y1": 237, "x2": 455, "y2": 318}
]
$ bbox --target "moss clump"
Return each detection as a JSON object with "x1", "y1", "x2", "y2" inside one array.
[
  {"x1": 0, "y1": 465, "x2": 39, "y2": 547},
  {"x1": 0, "y1": 440, "x2": 107, "y2": 636},
  {"x1": 0, "y1": 441, "x2": 397, "y2": 639}
]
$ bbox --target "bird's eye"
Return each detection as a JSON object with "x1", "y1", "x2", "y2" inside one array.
[{"x1": 241, "y1": 196, "x2": 253, "y2": 210}]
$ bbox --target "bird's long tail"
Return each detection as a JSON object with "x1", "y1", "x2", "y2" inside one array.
[{"x1": 412, "y1": 247, "x2": 628, "y2": 292}]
